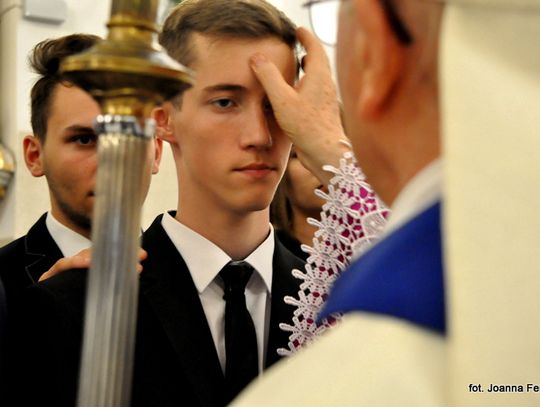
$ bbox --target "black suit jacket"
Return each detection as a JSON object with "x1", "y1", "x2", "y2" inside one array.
[
  {"x1": 15, "y1": 214, "x2": 304, "y2": 407},
  {"x1": 0, "y1": 276, "x2": 6, "y2": 386},
  {"x1": 0, "y1": 214, "x2": 64, "y2": 399},
  {"x1": 0, "y1": 213, "x2": 63, "y2": 308}
]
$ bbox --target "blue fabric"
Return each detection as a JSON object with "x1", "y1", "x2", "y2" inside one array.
[{"x1": 319, "y1": 201, "x2": 446, "y2": 334}]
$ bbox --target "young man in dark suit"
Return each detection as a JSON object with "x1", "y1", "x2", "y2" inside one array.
[
  {"x1": 1, "y1": 33, "x2": 163, "y2": 401},
  {"x1": 0, "y1": 35, "x2": 162, "y2": 301},
  {"x1": 15, "y1": 1, "x2": 304, "y2": 406},
  {"x1": 0, "y1": 35, "x2": 98, "y2": 302}
]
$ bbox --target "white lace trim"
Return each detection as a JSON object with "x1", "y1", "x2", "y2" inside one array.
[{"x1": 278, "y1": 147, "x2": 389, "y2": 356}]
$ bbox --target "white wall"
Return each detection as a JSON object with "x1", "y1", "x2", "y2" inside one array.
[{"x1": 0, "y1": 0, "x2": 334, "y2": 243}]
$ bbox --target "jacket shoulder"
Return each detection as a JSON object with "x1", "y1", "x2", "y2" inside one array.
[
  {"x1": 0, "y1": 236, "x2": 26, "y2": 264},
  {"x1": 274, "y1": 236, "x2": 306, "y2": 271}
]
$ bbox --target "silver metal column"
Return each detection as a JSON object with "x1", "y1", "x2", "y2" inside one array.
[{"x1": 60, "y1": 1, "x2": 192, "y2": 406}]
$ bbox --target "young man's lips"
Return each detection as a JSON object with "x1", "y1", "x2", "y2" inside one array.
[{"x1": 235, "y1": 164, "x2": 275, "y2": 178}]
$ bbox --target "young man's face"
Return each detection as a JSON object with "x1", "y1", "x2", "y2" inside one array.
[
  {"x1": 24, "y1": 84, "x2": 161, "y2": 237},
  {"x1": 165, "y1": 34, "x2": 295, "y2": 216}
]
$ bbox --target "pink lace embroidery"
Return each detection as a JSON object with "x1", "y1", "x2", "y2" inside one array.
[{"x1": 278, "y1": 148, "x2": 389, "y2": 356}]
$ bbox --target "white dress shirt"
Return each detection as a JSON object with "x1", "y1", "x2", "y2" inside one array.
[
  {"x1": 161, "y1": 212, "x2": 274, "y2": 374},
  {"x1": 46, "y1": 212, "x2": 91, "y2": 257}
]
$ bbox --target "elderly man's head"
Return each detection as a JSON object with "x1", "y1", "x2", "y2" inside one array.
[{"x1": 335, "y1": 0, "x2": 443, "y2": 205}]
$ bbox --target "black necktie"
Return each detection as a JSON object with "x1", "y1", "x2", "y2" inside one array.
[{"x1": 219, "y1": 261, "x2": 259, "y2": 402}]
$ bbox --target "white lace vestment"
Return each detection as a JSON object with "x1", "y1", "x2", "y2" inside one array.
[{"x1": 278, "y1": 149, "x2": 389, "y2": 355}]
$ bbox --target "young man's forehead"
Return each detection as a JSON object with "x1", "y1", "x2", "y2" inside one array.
[
  {"x1": 186, "y1": 33, "x2": 298, "y2": 88},
  {"x1": 188, "y1": 32, "x2": 296, "y2": 65},
  {"x1": 47, "y1": 85, "x2": 100, "y2": 133}
]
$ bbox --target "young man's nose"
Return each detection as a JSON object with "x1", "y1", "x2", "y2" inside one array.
[{"x1": 240, "y1": 106, "x2": 273, "y2": 149}]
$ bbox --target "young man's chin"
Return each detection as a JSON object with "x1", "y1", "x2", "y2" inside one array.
[{"x1": 230, "y1": 196, "x2": 273, "y2": 215}]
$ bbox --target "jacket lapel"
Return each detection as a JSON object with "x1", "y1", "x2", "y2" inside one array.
[
  {"x1": 140, "y1": 215, "x2": 226, "y2": 406},
  {"x1": 265, "y1": 238, "x2": 304, "y2": 368},
  {"x1": 24, "y1": 214, "x2": 64, "y2": 283}
]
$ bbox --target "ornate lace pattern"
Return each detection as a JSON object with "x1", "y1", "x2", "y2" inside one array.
[{"x1": 278, "y1": 147, "x2": 389, "y2": 356}]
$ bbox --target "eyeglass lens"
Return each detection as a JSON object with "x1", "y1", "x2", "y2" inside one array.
[{"x1": 309, "y1": 0, "x2": 340, "y2": 46}]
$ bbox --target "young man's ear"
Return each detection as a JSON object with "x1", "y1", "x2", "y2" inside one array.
[
  {"x1": 152, "y1": 102, "x2": 176, "y2": 145},
  {"x1": 353, "y1": 0, "x2": 406, "y2": 119},
  {"x1": 23, "y1": 135, "x2": 45, "y2": 177},
  {"x1": 151, "y1": 136, "x2": 163, "y2": 175}
]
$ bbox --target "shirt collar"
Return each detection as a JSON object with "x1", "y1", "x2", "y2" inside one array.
[
  {"x1": 384, "y1": 158, "x2": 443, "y2": 235},
  {"x1": 45, "y1": 212, "x2": 91, "y2": 257},
  {"x1": 161, "y1": 212, "x2": 275, "y2": 294}
]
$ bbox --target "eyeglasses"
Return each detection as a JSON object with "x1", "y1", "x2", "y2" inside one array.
[
  {"x1": 302, "y1": 0, "x2": 413, "y2": 47},
  {"x1": 302, "y1": 0, "x2": 340, "y2": 46}
]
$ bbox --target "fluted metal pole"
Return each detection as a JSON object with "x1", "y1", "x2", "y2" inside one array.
[
  {"x1": 60, "y1": 1, "x2": 192, "y2": 406},
  {"x1": 77, "y1": 117, "x2": 153, "y2": 407}
]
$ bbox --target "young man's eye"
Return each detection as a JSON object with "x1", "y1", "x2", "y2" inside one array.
[
  {"x1": 212, "y1": 98, "x2": 235, "y2": 109},
  {"x1": 72, "y1": 134, "x2": 97, "y2": 145}
]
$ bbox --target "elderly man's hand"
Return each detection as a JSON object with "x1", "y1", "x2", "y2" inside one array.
[
  {"x1": 39, "y1": 248, "x2": 148, "y2": 282},
  {"x1": 250, "y1": 27, "x2": 350, "y2": 185}
]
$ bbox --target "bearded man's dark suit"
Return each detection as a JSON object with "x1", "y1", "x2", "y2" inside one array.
[
  {"x1": 14, "y1": 214, "x2": 304, "y2": 407},
  {"x1": 0, "y1": 214, "x2": 63, "y2": 307},
  {"x1": 0, "y1": 214, "x2": 64, "y2": 398},
  {"x1": 0, "y1": 276, "x2": 7, "y2": 386}
]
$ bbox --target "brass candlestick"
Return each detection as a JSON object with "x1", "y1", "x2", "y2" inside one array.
[
  {"x1": 61, "y1": 1, "x2": 192, "y2": 406},
  {"x1": 0, "y1": 143, "x2": 15, "y2": 200}
]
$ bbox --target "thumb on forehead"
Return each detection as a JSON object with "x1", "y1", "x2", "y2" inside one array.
[
  {"x1": 250, "y1": 53, "x2": 297, "y2": 106},
  {"x1": 296, "y1": 27, "x2": 332, "y2": 75}
]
